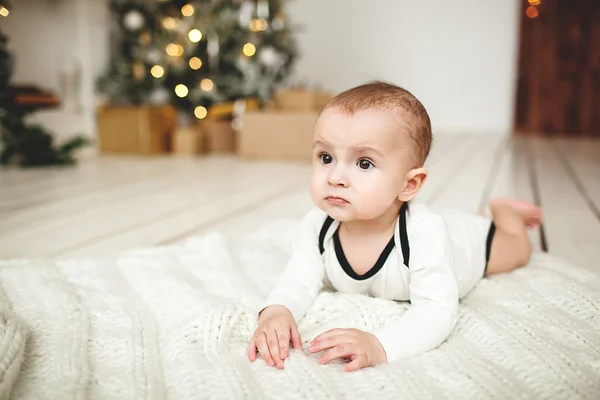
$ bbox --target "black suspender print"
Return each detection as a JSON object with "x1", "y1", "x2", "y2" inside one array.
[
  {"x1": 318, "y1": 202, "x2": 411, "y2": 268},
  {"x1": 318, "y1": 216, "x2": 334, "y2": 255},
  {"x1": 399, "y1": 202, "x2": 410, "y2": 267}
]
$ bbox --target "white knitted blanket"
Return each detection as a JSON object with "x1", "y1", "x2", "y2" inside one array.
[{"x1": 1, "y1": 219, "x2": 599, "y2": 400}]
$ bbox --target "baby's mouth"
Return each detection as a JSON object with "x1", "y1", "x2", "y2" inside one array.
[{"x1": 325, "y1": 196, "x2": 349, "y2": 205}]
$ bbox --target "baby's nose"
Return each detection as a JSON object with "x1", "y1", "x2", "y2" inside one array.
[{"x1": 328, "y1": 168, "x2": 348, "y2": 187}]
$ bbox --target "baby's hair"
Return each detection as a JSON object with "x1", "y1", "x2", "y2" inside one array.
[{"x1": 322, "y1": 81, "x2": 432, "y2": 167}]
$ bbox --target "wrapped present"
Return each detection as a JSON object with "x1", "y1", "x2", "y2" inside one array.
[
  {"x1": 199, "y1": 119, "x2": 236, "y2": 153},
  {"x1": 273, "y1": 87, "x2": 333, "y2": 111},
  {"x1": 237, "y1": 110, "x2": 318, "y2": 160},
  {"x1": 274, "y1": 88, "x2": 315, "y2": 110},
  {"x1": 207, "y1": 98, "x2": 260, "y2": 120},
  {"x1": 96, "y1": 105, "x2": 176, "y2": 154},
  {"x1": 172, "y1": 125, "x2": 205, "y2": 155}
]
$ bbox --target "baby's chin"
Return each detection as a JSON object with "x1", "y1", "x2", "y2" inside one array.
[{"x1": 316, "y1": 202, "x2": 357, "y2": 221}]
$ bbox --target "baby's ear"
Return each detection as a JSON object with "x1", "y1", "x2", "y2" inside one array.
[{"x1": 399, "y1": 167, "x2": 428, "y2": 202}]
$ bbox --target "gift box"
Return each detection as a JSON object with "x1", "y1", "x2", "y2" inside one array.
[
  {"x1": 237, "y1": 110, "x2": 318, "y2": 160},
  {"x1": 199, "y1": 119, "x2": 236, "y2": 153},
  {"x1": 96, "y1": 105, "x2": 176, "y2": 154},
  {"x1": 274, "y1": 88, "x2": 315, "y2": 110},
  {"x1": 172, "y1": 126, "x2": 205, "y2": 155},
  {"x1": 273, "y1": 87, "x2": 333, "y2": 112}
]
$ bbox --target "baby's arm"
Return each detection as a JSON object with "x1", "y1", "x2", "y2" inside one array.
[
  {"x1": 260, "y1": 208, "x2": 327, "y2": 321},
  {"x1": 249, "y1": 209, "x2": 326, "y2": 367},
  {"x1": 372, "y1": 215, "x2": 459, "y2": 362}
]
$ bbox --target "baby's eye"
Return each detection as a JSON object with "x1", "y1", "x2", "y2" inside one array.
[
  {"x1": 357, "y1": 159, "x2": 374, "y2": 170},
  {"x1": 320, "y1": 153, "x2": 333, "y2": 164}
]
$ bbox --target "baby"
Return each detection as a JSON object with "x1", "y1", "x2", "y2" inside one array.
[{"x1": 247, "y1": 81, "x2": 542, "y2": 372}]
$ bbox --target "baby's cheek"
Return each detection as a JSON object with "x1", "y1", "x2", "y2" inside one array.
[
  {"x1": 308, "y1": 174, "x2": 323, "y2": 201},
  {"x1": 356, "y1": 184, "x2": 398, "y2": 216}
]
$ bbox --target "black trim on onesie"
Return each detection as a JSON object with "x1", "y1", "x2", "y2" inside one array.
[
  {"x1": 398, "y1": 202, "x2": 410, "y2": 267},
  {"x1": 319, "y1": 216, "x2": 335, "y2": 254},
  {"x1": 483, "y1": 222, "x2": 496, "y2": 275},
  {"x1": 333, "y1": 229, "x2": 395, "y2": 280},
  {"x1": 318, "y1": 202, "x2": 412, "y2": 281}
]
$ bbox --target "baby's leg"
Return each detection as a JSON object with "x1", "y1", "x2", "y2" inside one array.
[{"x1": 485, "y1": 198, "x2": 542, "y2": 275}]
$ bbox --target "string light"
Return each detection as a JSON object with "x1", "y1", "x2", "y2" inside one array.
[
  {"x1": 250, "y1": 19, "x2": 268, "y2": 32},
  {"x1": 162, "y1": 17, "x2": 176, "y2": 30},
  {"x1": 0, "y1": 7, "x2": 9, "y2": 17},
  {"x1": 166, "y1": 43, "x2": 184, "y2": 57},
  {"x1": 194, "y1": 106, "x2": 208, "y2": 119},
  {"x1": 188, "y1": 29, "x2": 202, "y2": 43},
  {"x1": 243, "y1": 43, "x2": 256, "y2": 57},
  {"x1": 175, "y1": 84, "x2": 189, "y2": 98},
  {"x1": 525, "y1": 6, "x2": 538, "y2": 18},
  {"x1": 150, "y1": 65, "x2": 164, "y2": 78},
  {"x1": 528, "y1": 0, "x2": 540, "y2": 5},
  {"x1": 189, "y1": 57, "x2": 202, "y2": 70},
  {"x1": 200, "y1": 78, "x2": 214, "y2": 91},
  {"x1": 181, "y1": 4, "x2": 194, "y2": 17}
]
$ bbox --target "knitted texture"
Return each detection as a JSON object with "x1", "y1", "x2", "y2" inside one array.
[
  {"x1": 0, "y1": 219, "x2": 599, "y2": 399},
  {"x1": 0, "y1": 309, "x2": 26, "y2": 400}
]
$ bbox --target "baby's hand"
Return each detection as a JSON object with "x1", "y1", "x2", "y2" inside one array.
[
  {"x1": 247, "y1": 305, "x2": 302, "y2": 369},
  {"x1": 308, "y1": 328, "x2": 387, "y2": 372}
]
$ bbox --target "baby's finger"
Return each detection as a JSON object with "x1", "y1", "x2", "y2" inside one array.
[
  {"x1": 319, "y1": 343, "x2": 355, "y2": 365},
  {"x1": 290, "y1": 324, "x2": 303, "y2": 350},
  {"x1": 342, "y1": 354, "x2": 367, "y2": 372},
  {"x1": 309, "y1": 334, "x2": 343, "y2": 354},
  {"x1": 276, "y1": 330, "x2": 290, "y2": 360},
  {"x1": 247, "y1": 336, "x2": 257, "y2": 361},
  {"x1": 256, "y1": 333, "x2": 274, "y2": 367},
  {"x1": 267, "y1": 331, "x2": 283, "y2": 369},
  {"x1": 313, "y1": 328, "x2": 348, "y2": 344}
]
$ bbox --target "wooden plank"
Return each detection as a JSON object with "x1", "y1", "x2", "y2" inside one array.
[
  {"x1": 0, "y1": 154, "x2": 111, "y2": 188},
  {"x1": 531, "y1": 138, "x2": 600, "y2": 271},
  {"x1": 0, "y1": 156, "x2": 230, "y2": 234},
  {"x1": 426, "y1": 134, "x2": 468, "y2": 168},
  {"x1": 418, "y1": 136, "x2": 501, "y2": 212},
  {"x1": 427, "y1": 135, "x2": 506, "y2": 213},
  {"x1": 0, "y1": 160, "x2": 310, "y2": 259},
  {"x1": 416, "y1": 136, "x2": 482, "y2": 205},
  {"x1": 0, "y1": 156, "x2": 183, "y2": 212},
  {"x1": 552, "y1": 138, "x2": 600, "y2": 220},
  {"x1": 171, "y1": 185, "x2": 314, "y2": 243},
  {"x1": 55, "y1": 170, "x2": 310, "y2": 259},
  {"x1": 485, "y1": 137, "x2": 543, "y2": 252},
  {"x1": 0, "y1": 156, "x2": 124, "y2": 200}
]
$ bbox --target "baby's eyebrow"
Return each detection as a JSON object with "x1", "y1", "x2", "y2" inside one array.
[
  {"x1": 313, "y1": 140, "x2": 329, "y2": 148},
  {"x1": 350, "y1": 146, "x2": 383, "y2": 158}
]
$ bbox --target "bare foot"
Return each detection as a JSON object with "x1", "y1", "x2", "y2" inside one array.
[{"x1": 490, "y1": 198, "x2": 542, "y2": 229}]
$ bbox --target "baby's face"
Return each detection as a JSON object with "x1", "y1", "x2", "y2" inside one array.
[{"x1": 310, "y1": 107, "x2": 414, "y2": 222}]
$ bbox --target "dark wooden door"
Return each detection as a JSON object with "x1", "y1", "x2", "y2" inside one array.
[{"x1": 515, "y1": 0, "x2": 600, "y2": 137}]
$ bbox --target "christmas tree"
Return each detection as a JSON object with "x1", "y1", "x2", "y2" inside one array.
[
  {"x1": 97, "y1": 0, "x2": 299, "y2": 122},
  {"x1": 0, "y1": 1, "x2": 88, "y2": 167}
]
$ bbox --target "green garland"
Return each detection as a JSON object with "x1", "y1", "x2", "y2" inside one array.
[{"x1": 0, "y1": 3, "x2": 89, "y2": 167}]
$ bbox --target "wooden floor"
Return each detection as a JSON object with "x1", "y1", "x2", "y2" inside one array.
[{"x1": 1, "y1": 135, "x2": 599, "y2": 272}]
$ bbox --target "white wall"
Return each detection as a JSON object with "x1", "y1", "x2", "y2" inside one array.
[
  {"x1": 3, "y1": 0, "x2": 109, "y2": 140},
  {"x1": 287, "y1": 0, "x2": 522, "y2": 135}
]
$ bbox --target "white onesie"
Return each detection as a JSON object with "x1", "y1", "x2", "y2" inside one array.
[{"x1": 262, "y1": 201, "x2": 495, "y2": 362}]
